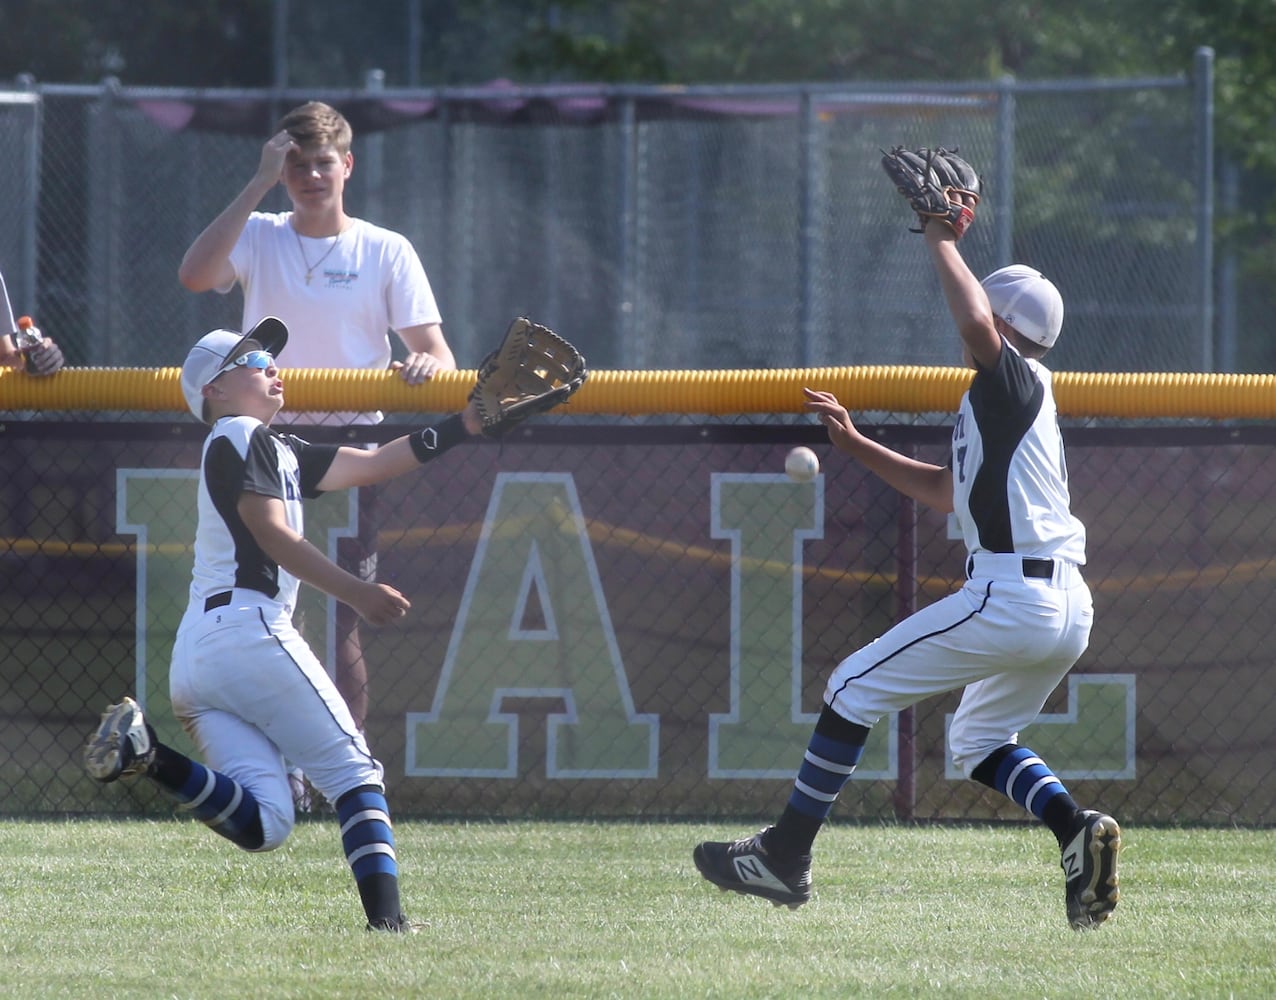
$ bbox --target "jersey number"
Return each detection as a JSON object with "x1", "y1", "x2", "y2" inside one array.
[{"x1": 952, "y1": 413, "x2": 969, "y2": 482}]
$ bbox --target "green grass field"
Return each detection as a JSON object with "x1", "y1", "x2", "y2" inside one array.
[{"x1": 0, "y1": 818, "x2": 1272, "y2": 999}]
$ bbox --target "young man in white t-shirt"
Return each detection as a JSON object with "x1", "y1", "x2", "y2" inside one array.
[{"x1": 179, "y1": 102, "x2": 456, "y2": 767}]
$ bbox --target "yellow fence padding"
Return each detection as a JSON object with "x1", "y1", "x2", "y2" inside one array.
[{"x1": 1, "y1": 365, "x2": 1274, "y2": 420}]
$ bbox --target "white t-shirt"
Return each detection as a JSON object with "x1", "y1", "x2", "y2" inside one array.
[{"x1": 223, "y1": 212, "x2": 442, "y2": 423}]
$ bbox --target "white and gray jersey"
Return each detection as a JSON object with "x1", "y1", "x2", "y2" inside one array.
[
  {"x1": 949, "y1": 342, "x2": 1086, "y2": 565},
  {"x1": 188, "y1": 415, "x2": 339, "y2": 614}
]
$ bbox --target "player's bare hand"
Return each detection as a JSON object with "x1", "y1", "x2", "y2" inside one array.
[
  {"x1": 351, "y1": 582, "x2": 411, "y2": 626},
  {"x1": 257, "y1": 130, "x2": 297, "y2": 186},
  {"x1": 803, "y1": 387, "x2": 862, "y2": 450},
  {"x1": 391, "y1": 352, "x2": 445, "y2": 386}
]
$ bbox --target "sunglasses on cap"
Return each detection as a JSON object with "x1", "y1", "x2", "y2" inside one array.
[{"x1": 213, "y1": 349, "x2": 275, "y2": 379}]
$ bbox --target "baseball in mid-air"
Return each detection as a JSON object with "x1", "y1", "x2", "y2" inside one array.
[{"x1": 785, "y1": 446, "x2": 820, "y2": 483}]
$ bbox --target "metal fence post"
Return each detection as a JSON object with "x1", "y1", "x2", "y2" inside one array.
[
  {"x1": 87, "y1": 77, "x2": 122, "y2": 364},
  {"x1": 1218, "y1": 158, "x2": 1238, "y2": 373},
  {"x1": 13, "y1": 75, "x2": 40, "y2": 316},
  {"x1": 797, "y1": 90, "x2": 818, "y2": 368},
  {"x1": 994, "y1": 75, "x2": 1015, "y2": 266},
  {"x1": 1194, "y1": 46, "x2": 1216, "y2": 372},
  {"x1": 893, "y1": 473, "x2": 919, "y2": 822},
  {"x1": 618, "y1": 96, "x2": 637, "y2": 368},
  {"x1": 363, "y1": 69, "x2": 386, "y2": 227}
]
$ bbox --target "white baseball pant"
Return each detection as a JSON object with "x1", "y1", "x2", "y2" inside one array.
[
  {"x1": 824, "y1": 552, "x2": 1093, "y2": 778},
  {"x1": 169, "y1": 589, "x2": 385, "y2": 849}
]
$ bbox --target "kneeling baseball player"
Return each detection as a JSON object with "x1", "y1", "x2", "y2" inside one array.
[
  {"x1": 84, "y1": 315, "x2": 584, "y2": 931},
  {"x1": 693, "y1": 148, "x2": 1121, "y2": 930}
]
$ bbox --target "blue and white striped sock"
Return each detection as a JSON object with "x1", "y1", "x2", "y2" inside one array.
[
  {"x1": 336, "y1": 785, "x2": 402, "y2": 927},
  {"x1": 789, "y1": 730, "x2": 865, "y2": 820},
  {"x1": 766, "y1": 704, "x2": 869, "y2": 858},
  {"x1": 988, "y1": 745, "x2": 1071, "y2": 821},
  {"x1": 167, "y1": 758, "x2": 264, "y2": 850}
]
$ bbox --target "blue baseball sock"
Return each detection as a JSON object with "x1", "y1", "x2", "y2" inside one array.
[
  {"x1": 149, "y1": 744, "x2": 264, "y2": 850},
  {"x1": 336, "y1": 785, "x2": 403, "y2": 928},
  {"x1": 971, "y1": 744, "x2": 1079, "y2": 847},
  {"x1": 765, "y1": 703, "x2": 870, "y2": 859}
]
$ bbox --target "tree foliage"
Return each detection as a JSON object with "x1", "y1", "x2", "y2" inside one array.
[
  {"x1": 0, "y1": 0, "x2": 273, "y2": 87},
  {"x1": 3, "y1": 1, "x2": 1271, "y2": 201},
  {"x1": 507, "y1": 1, "x2": 1273, "y2": 168},
  {"x1": 513, "y1": 0, "x2": 1178, "y2": 83}
]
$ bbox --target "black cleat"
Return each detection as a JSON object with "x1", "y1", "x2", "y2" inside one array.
[
  {"x1": 1061, "y1": 809, "x2": 1122, "y2": 929},
  {"x1": 693, "y1": 827, "x2": 811, "y2": 909},
  {"x1": 367, "y1": 913, "x2": 418, "y2": 933}
]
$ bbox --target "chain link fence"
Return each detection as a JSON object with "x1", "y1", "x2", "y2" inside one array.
[
  {"x1": 0, "y1": 63, "x2": 1229, "y2": 376},
  {"x1": 2, "y1": 413, "x2": 1274, "y2": 826},
  {"x1": 3, "y1": 58, "x2": 1272, "y2": 826}
]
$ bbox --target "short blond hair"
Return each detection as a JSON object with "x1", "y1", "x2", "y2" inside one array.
[{"x1": 274, "y1": 101, "x2": 353, "y2": 154}]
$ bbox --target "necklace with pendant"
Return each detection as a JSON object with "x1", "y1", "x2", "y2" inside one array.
[{"x1": 293, "y1": 221, "x2": 345, "y2": 285}]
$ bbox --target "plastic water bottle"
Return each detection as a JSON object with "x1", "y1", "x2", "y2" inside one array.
[{"x1": 13, "y1": 315, "x2": 42, "y2": 354}]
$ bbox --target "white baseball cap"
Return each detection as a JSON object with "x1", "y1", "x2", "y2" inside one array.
[
  {"x1": 180, "y1": 316, "x2": 288, "y2": 422},
  {"x1": 980, "y1": 265, "x2": 1064, "y2": 348}
]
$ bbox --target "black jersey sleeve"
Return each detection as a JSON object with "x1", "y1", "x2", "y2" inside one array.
[
  {"x1": 969, "y1": 338, "x2": 1042, "y2": 420},
  {"x1": 244, "y1": 425, "x2": 287, "y2": 497},
  {"x1": 280, "y1": 433, "x2": 340, "y2": 499}
]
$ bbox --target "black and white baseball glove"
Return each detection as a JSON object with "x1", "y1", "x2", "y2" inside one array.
[{"x1": 881, "y1": 146, "x2": 981, "y2": 238}]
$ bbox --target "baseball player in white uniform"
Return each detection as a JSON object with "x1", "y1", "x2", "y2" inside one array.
[
  {"x1": 694, "y1": 202, "x2": 1122, "y2": 930},
  {"x1": 84, "y1": 316, "x2": 481, "y2": 932}
]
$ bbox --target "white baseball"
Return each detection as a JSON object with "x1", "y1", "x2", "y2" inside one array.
[{"x1": 785, "y1": 446, "x2": 819, "y2": 482}]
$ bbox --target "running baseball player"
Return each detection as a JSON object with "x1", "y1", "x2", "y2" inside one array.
[
  {"x1": 83, "y1": 316, "x2": 483, "y2": 932},
  {"x1": 693, "y1": 148, "x2": 1121, "y2": 930}
]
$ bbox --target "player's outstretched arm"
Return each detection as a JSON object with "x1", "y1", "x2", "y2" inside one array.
[
  {"x1": 804, "y1": 387, "x2": 954, "y2": 512},
  {"x1": 315, "y1": 399, "x2": 484, "y2": 492},
  {"x1": 238, "y1": 491, "x2": 411, "y2": 625},
  {"x1": 924, "y1": 210, "x2": 1001, "y2": 370}
]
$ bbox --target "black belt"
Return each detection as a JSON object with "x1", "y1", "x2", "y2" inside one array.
[
  {"x1": 1022, "y1": 558, "x2": 1054, "y2": 578},
  {"x1": 966, "y1": 557, "x2": 1055, "y2": 579},
  {"x1": 204, "y1": 591, "x2": 232, "y2": 613}
]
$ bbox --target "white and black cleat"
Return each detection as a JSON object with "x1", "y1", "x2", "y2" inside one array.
[
  {"x1": 693, "y1": 826, "x2": 811, "y2": 909},
  {"x1": 1061, "y1": 809, "x2": 1122, "y2": 929}
]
